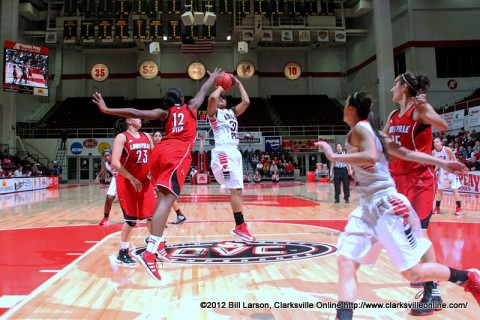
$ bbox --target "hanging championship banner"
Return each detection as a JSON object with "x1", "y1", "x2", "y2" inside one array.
[
  {"x1": 149, "y1": 19, "x2": 163, "y2": 39},
  {"x1": 81, "y1": 20, "x2": 95, "y2": 40},
  {"x1": 115, "y1": 19, "x2": 129, "y2": 39},
  {"x1": 132, "y1": 0, "x2": 147, "y2": 14},
  {"x1": 167, "y1": 20, "x2": 181, "y2": 40},
  {"x1": 98, "y1": 19, "x2": 113, "y2": 39},
  {"x1": 98, "y1": 0, "x2": 113, "y2": 17},
  {"x1": 219, "y1": 0, "x2": 233, "y2": 14},
  {"x1": 64, "y1": 20, "x2": 78, "y2": 41}
]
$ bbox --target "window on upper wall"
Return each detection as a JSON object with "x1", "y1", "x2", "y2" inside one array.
[
  {"x1": 394, "y1": 52, "x2": 406, "y2": 77},
  {"x1": 436, "y1": 46, "x2": 480, "y2": 78}
]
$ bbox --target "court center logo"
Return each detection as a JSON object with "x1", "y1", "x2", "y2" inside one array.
[{"x1": 133, "y1": 240, "x2": 336, "y2": 264}]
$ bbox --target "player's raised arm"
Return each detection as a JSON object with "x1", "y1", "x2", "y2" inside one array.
[
  {"x1": 92, "y1": 92, "x2": 167, "y2": 121},
  {"x1": 189, "y1": 67, "x2": 222, "y2": 111}
]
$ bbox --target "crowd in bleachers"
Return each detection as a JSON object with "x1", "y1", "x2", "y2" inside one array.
[
  {"x1": 0, "y1": 150, "x2": 54, "y2": 178},
  {"x1": 437, "y1": 128, "x2": 480, "y2": 171}
]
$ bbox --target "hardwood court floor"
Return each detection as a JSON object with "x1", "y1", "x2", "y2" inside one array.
[{"x1": 0, "y1": 181, "x2": 479, "y2": 319}]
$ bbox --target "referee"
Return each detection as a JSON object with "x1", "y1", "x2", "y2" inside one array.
[{"x1": 329, "y1": 143, "x2": 353, "y2": 203}]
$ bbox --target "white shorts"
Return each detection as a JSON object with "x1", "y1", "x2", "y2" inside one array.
[
  {"x1": 338, "y1": 190, "x2": 431, "y2": 272},
  {"x1": 106, "y1": 176, "x2": 117, "y2": 196},
  {"x1": 438, "y1": 171, "x2": 462, "y2": 190},
  {"x1": 211, "y1": 146, "x2": 244, "y2": 189}
]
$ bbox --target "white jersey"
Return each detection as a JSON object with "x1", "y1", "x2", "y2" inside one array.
[
  {"x1": 209, "y1": 108, "x2": 239, "y2": 147},
  {"x1": 105, "y1": 161, "x2": 118, "y2": 177},
  {"x1": 345, "y1": 121, "x2": 395, "y2": 199},
  {"x1": 433, "y1": 146, "x2": 461, "y2": 190},
  {"x1": 433, "y1": 146, "x2": 450, "y2": 177}
]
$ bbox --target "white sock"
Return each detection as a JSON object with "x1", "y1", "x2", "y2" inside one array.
[
  {"x1": 146, "y1": 235, "x2": 163, "y2": 253},
  {"x1": 120, "y1": 241, "x2": 129, "y2": 250}
]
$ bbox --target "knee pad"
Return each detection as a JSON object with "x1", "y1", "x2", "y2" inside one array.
[{"x1": 126, "y1": 220, "x2": 137, "y2": 227}]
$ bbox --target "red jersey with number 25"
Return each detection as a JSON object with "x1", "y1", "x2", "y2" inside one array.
[
  {"x1": 120, "y1": 131, "x2": 151, "y2": 181},
  {"x1": 162, "y1": 104, "x2": 197, "y2": 143},
  {"x1": 387, "y1": 106, "x2": 433, "y2": 176}
]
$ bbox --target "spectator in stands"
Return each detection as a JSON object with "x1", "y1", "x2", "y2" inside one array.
[
  {"x1": 468, "y1": 155, "x2": 480, "y2": 171},
  {"x1": 466, "y1": 145, "x2": 475, "y2": 161},
  {"x1": 243, "y1": 171, "x2": 252, "y2": 183},
  {"x1": 0, "y1": 165, "x2": 3, "y2": 177},
  {"x1": 256, "y1": 161, "x2": 263, "y2": 174},
  {"x1": 278, "y1": 162, "x2": 287, "y2": 177},
  {"x1": 31, "y1": 163, "x2": 42, "y2": 176},
  {"x1": 252, "y1": 154, "x2": 259, "y2": 168},
  {"x1": 13, "y1": 166, "x2": 25, "y2": 177},
  {"x1": 2, "y1": 156, "x2": 13, "y2": 169},
  {"x1": 456, "y1": 146, "x2": 467, "y2": 159},
  {"x1": 53, "y1": 161, "x2": 62, "y2": 176},
  {"x1": 262, "y1": 160, "x2": 270, "y2": 177},
  {"x1": 465, "y1": 135, "x2": 476, "y2": 148},
  {"x1": 270, "y1": 161, "x2": 279, "y2": 177},
  {"x1": 253, "y1": 170, "x2": 262, "y2": 183},
  {"x1": 246, "y1": 145, "x2": 253, "y2": 165},
  {"x1": 285, "y1": 161, "x2": 294, "y2": 176},
  {"x1": 271, "y1": 170, "x2": 280, "y2": 183}
]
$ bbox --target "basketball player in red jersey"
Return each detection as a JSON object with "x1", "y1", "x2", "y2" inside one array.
[
  {"x1": 110, "y1": 118, "x2": 156, "y2": 265},
  {"x1": 93, "y1": 67, "x2": 221, "y2": 280},
  {"x1": 152, "y1": 130, "x2": 186, "y2": 225},
  {"x1": 383, "y1": 71, "x2": 448, "y2": 316}
]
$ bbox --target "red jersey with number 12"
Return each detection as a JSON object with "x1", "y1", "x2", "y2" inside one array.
[
  {"x1": 162, "y1": 104, "x2": 197, "y2": 143},
  {"x1": 120, "y1": 131, "x2": 151, "y2": 181},
  {"x1": 387, "y1": 106, "x2": 433, "y2": 176}
]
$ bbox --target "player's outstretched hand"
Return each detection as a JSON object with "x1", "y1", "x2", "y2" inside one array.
[
  {"x1": 443, "y1": 161, "x2": 469, "y2": 175},
  {"x1": 92, "y1": 92, "x2": 108, "y2": 113},
  {"x1": 207, "y1": 68, "x2": 222, "y2": 80},
  {"x1": 315, "y1": 141, "x2": 334, "y2": 160}
]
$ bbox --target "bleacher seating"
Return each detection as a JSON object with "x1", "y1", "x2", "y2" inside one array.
[
  {"x1": 44, "y1": 97, "x2": 127, "y2": 129},
  {"x1": 444, "y1": 88, "x2": 480, "y2": 113},
  {"x1": 271, "y1": 95, "x2": 344, "y2": 127},
  {"x1": 195, "y1": 96, "x2": 275, "y2": 128}
]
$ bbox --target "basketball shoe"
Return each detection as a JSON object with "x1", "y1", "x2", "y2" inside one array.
[
  {"x1": 410, "y1": 284, "x2": 443, "y2": 316},
  {"x1": 99, "y1": 217, "x2": 109, "y2": 226},
  {"x1": 172, "y1": 214, "x2": 187, "y2": 225},
  {"x1": 461, "y1": 269, "x2": 480, "y2": 305},
  {"x1": 231, "y1": 223, "x2": 256, "y2": 242},
  {"x1": 117, "y1": 248, "x2": 136, "y2": 266},
  {"x1": 137, "y1": 251, "x2": 161, "y2": 281},
  {"x1": 144, "y1": 237, "x2": 171, "y2": 262},
  {"x1": 432, "y1": 207, "x2": 440, "y2": 214},
  {"x1": 455, "y1": 207, "x2": 463, "y2": 216}
]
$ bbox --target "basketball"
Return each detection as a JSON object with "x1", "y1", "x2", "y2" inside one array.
[{"x1": 214, "y1": 73, "x2": 235, "y2": 92}]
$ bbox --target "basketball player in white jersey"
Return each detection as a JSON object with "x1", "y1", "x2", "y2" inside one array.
[
  {"x1": 207, "y1": 77, "x2": 255, "y2": 242},
  {"x1": 95, "y1": 149, "x2": 118, "y2": 226},
  {"x1": 432, "y1": 137, "x2": 463, "y2": 215},
  {"x1": 315, "y1": 92, "x2": 477, "y2": 320}
]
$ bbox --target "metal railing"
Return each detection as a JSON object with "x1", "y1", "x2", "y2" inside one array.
[{"x1": 16, "y1": 125, "x2": 349, "y2": 139}]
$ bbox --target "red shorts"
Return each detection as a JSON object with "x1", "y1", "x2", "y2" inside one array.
[
  {"x1": 116, "y1": 176, "x2": 155, "y2": 220},
  {"x1": 150, "y1": 139, "x2": 194, "y2": 197},
  {"x1": 393, "y1": 169, "x2": 436, "y2": 222}
]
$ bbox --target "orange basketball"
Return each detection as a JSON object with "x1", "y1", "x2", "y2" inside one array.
[{"x1": 214, "y1": 73, "x2": 235, "y2": 92}]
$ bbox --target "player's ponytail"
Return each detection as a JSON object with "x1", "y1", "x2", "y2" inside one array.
[
  {"x1": 349, "y1": 92, "x2": 390, "y2": 160},
  {"x1": 398, "y1": 71, "x2": 430, "y2": 96}
]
